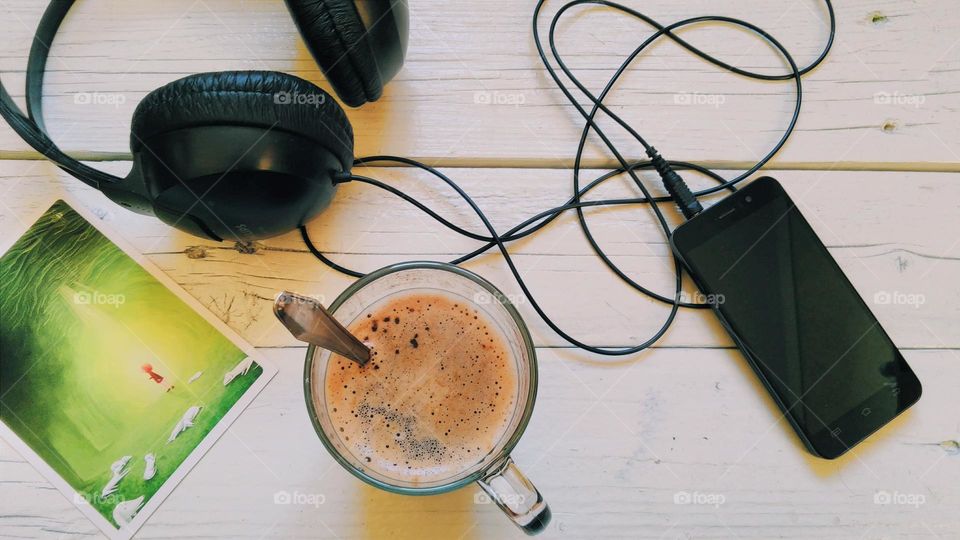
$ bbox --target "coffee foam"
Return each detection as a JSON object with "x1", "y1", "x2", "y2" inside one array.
[{"x1": 324, "y1": 291, "x2": 519, "y2": 484}]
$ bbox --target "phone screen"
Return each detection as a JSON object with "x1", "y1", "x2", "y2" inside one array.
[{"x1": 671, "y1": 177, "x2": 921, "y2": 458}]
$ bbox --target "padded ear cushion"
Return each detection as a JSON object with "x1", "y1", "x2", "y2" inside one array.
[
  {"x1": 284, "y1": 0, "x2": 383, "y2": 107},
  {"x1": 131, "y1": 71, "x2": 354, "y2": 172}
]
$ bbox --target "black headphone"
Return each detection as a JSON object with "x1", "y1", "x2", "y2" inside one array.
[
  {"x1": 1, "y1": 0, "x2": 839, "y2": 359},
  {"x1": 0, "y1": 0, "x2": 409, "y2": 241}
]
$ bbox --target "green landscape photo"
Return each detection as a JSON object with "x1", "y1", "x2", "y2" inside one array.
[{"x1": 0, "y1": 200, "x2": 264, "y2": 529}]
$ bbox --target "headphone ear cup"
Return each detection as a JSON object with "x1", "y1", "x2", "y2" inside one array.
[
  {"x1": 131, "y1": 71, "x2": 353, "y2": 167},
  {"x1": 128, "y1": 71, "x2": 354, "y2": 241},
  {"x1": 284, "y1": 0, "x2": 408, "y2": 107}
]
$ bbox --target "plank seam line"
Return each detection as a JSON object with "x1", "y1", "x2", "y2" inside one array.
[{"x1": 2, "y1": 153, "x2": 960, "y2": 173}]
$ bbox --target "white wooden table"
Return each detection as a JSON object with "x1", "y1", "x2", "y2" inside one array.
[{"x1": 1, "y1": 1, "x2": 958, "y2": 538}]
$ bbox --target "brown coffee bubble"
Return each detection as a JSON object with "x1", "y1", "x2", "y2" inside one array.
[{"x1": 324, "y1": 292, "x2": 519, "y2": 485}]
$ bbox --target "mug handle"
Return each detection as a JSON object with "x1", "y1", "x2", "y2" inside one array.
[{"x1": 477, "y1": 456, "x2": 551, "y2": 535}]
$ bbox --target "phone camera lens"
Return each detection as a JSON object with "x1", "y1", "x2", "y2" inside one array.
[{"x1": 745, "y1": 196, "x2": 753, "y2": 203}]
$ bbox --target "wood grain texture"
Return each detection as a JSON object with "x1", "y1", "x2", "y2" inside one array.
[
  {"x1": 1, "y1": 347, "x2": 958, "y2": 539},
  {"x1": 1, "y1": 161, "x2": 956, "y2": 351},
  {"x1": 0, "y1": 0, "x2": 958, "y2": 168},
  {"x1": 1, "y1": 161, "x2": 955, "y2": 537},
  {"x1": 1, "y1": 1, "x2": 958, "y2": 537}
]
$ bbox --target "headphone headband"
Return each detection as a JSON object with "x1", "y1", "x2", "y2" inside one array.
[
  {"x1": 1, "y1": 0, "x2": 408, "y2": 240},
  {"x1": 26, "y1": 0, "x2": 70, "y2": 135},
  {"x1": 0, "y1": 0, "x2": 122, "y2": 189}
]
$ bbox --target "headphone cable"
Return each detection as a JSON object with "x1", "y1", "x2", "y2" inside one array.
[{"x1": 301, "y1": 0, "x2": 836, "y2": 356}]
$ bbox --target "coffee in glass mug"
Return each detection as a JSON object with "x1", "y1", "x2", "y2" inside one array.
[
  {"x1": 325, "y1": 292, "x2": 519, "y2": 484},
  {"x1": 302, "y1": 262, "x2": 550, "y2": 534}
]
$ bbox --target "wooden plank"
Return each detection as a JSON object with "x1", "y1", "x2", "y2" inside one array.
[
  {"x1": 1, "y1": 347, "x2": 957, "y2": 539},
  {"x1": 1, "y1": 0, "x2": 958, "y2": 168},
  {"x1": 1, "y1": 161, "x2": 957, "y2": 350}
]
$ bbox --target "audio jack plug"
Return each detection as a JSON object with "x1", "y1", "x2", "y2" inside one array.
[{"x1": 646, "y1": 147, "x2": 703, "y2": 220}]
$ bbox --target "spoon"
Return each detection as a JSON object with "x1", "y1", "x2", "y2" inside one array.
[{"x1": 273, "y1": 291, "x2": 371, "y2": 366}]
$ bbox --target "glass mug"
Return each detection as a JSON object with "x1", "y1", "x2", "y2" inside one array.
[{"x1": 302, "y1": 262, "x2": 551, "y2": 534}]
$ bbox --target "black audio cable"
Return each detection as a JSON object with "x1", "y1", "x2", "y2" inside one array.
[{"x1": 302, "y1": 0, "x2": 836, "y2": 356}]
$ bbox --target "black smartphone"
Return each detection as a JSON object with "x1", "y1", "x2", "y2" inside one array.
[{"x1": 670, "y1": 176, "x2": 921, "y2": 459}]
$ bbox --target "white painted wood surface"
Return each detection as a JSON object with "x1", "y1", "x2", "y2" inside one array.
[
  {"x1": 2, "y1": 347, "x2": 958, "y2": 539},
  {"x1": 0, "y1": 0, "x2": 958, "y2": 169},
  {"x1": 1, "y1": 163, "x2": 957, "y2": 351},
  {"x1": 0, "y1": 0, "x2": 958, "y2": 539}
]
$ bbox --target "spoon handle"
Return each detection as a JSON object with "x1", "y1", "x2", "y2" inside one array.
[{"x1": 274, "y1": 291, "x2": 371, "y2": 366}]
